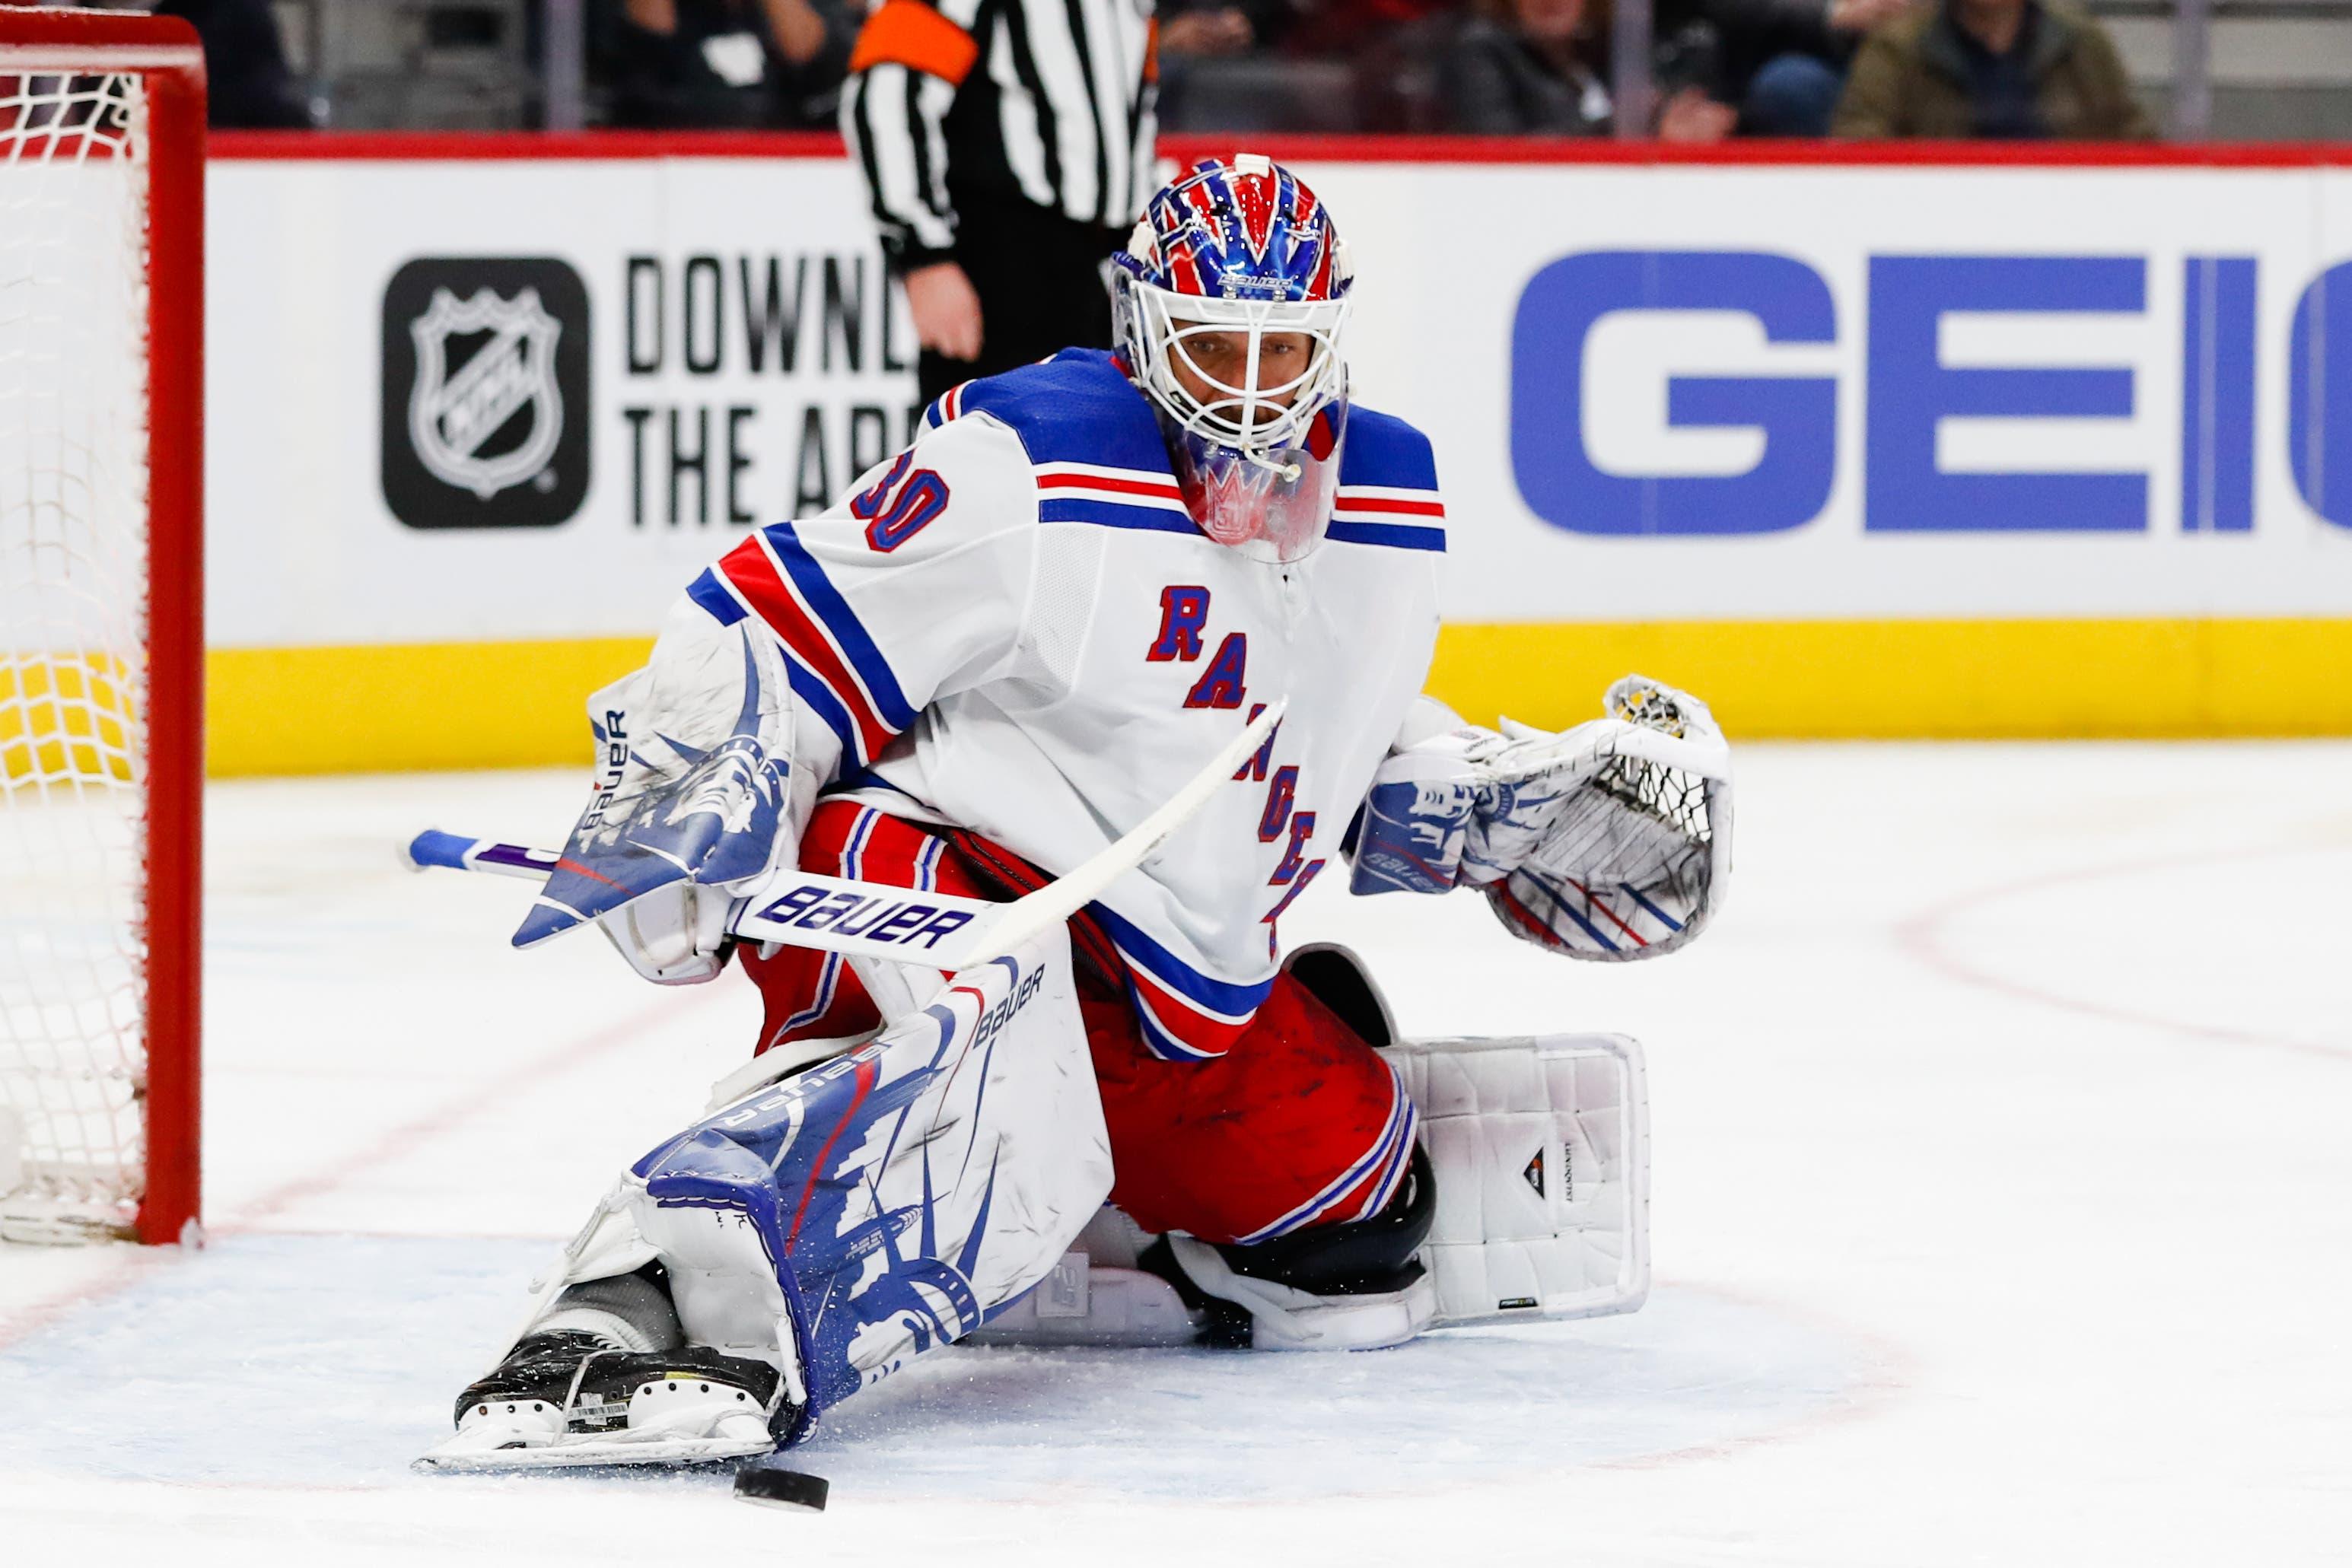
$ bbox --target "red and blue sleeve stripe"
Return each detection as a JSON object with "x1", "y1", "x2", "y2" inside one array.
[
  {"x1": 688, "y1": 563, "x2": 862, "y2": 762},
  {"x1": 686, "y1": 568, "x2": 747, "y2": 627},
  {"x1": 709, "y1": 523, "x2": 917, "y2": 769}
]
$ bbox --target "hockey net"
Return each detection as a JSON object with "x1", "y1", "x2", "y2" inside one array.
[{"x1": 0, "y1": 11, "x2": 204, "y2": 1245}]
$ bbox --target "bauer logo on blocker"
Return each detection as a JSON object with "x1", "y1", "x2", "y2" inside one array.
[{"x1": 381, "y1": 257, "x2": 590, "y2": 528}]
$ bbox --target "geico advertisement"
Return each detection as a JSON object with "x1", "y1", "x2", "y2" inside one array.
[
  {"x1": 1313, "y1": 161, "x2": 2352, "y2": 622},
  {"x1": 203, "y1": 157, "x2": 2352, "y2": 648}
]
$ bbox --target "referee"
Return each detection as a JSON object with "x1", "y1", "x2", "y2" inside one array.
[{"x1": 842, "y1": 0, "x2": 1159, "y2": 404}]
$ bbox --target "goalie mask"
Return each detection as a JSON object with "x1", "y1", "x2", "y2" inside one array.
[{"x1": 1112, "y1": 154, "x2": 1354, "y2": 563}]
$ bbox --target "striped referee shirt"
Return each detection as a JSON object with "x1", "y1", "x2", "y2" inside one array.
[{"x1": 842, "y1": 0, "x2": 1159, "y2": 270}]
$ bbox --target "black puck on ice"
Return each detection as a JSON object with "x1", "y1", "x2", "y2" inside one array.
[{"x1": 734, "y1": 1461, "x2": 829, "y2": 1512}]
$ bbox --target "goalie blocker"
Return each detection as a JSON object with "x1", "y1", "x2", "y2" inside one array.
[{"x1": 419, "y1": 936, "x2": 1648, "y2": 1470}]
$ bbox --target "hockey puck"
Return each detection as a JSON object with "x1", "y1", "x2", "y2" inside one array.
[{"x1": 734, "y1": 1461, "x2": 829, "y2": 1512}]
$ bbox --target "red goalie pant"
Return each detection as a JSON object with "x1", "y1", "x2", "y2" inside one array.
[{"x1": 740, "y1": 799, "x2": 1409, "y2": 1247}]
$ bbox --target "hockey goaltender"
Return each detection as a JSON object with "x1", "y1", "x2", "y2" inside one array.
[{"x1": 415, "y1": 154, "x2": 1732, "y2": 1476}]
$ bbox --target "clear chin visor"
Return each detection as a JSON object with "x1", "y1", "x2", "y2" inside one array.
[{"x1": 1163, "y1": 396, "x2": 1348, "y2": 565}]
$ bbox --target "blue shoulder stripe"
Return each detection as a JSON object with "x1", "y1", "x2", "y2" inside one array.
[
  {"x1": 1038, "y1": 497, "x2": 1200, "y2": 536},
  {"x1": 1326, "y1": 520, "x2": 1446, "y2": 552},
  {"x1": 956, "y1": 351, "x2": 1173, "y2": 472},
  {"x1": 1338, "y1": 406, "x2": 1440, "y2": 492},
  {"x1": 759, "y1": 523, "x2": 918, "y2": 732}
]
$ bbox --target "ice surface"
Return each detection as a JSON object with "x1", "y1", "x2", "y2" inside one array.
[
  {"x1": 4, "y1": 746, "x2": 2349, "y2": 1565},
  {"x1": 0, "y1": 1236, "x2": 1863, "y2": 1496}
]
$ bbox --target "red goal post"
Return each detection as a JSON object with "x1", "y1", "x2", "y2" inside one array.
[{"x1": 0, "y1": 8, "x2": 204, "y2": 1245}]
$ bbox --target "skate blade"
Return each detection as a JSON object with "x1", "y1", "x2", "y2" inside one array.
[{"x1": 414, "y1": 1430, "x2": 775, "y2": 1473}]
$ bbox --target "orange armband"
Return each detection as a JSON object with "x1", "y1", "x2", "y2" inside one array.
[{"x1": 849, "y1": 0, "x2": 980, "y2": 87}]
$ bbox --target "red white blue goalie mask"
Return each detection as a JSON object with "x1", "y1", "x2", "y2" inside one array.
[{"x1": 1112, "y1": 154, "x2": 1354, "y2": 563}]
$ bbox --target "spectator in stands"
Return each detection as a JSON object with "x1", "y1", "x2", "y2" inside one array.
[
  {"x1": 1154, "y1": 2, "x2": 1322, "y2": 132},
  {"x1": 152, "y1": 0, "x2": 310, "y2": 128},
  {"x1": 1833, "y1": 0, "x2": 2153, "y2": 138},
  {"x1": 608, "y1": 0, "x2": 855, "y2": 129},
  {"x1": 1439, "y1": 0, "x2": 1736, "y2": 139},
  {"x1": 1266, "y1": 0, "x2": 1460, "y2": 131},
  {"x1": 1441, "y1": 0, "x2": 1612, "y2": 135},
  {"x1": 1157, "y1": 1, "x2": 1297, "y2": 58},
  {"x1": 1707, "y1": 0, "x2": 1916, "y2": 135}
]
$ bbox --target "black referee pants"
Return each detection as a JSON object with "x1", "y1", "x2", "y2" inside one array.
[{"x1": 917, "y1": 197, "x2": 1125, "y2": 405}]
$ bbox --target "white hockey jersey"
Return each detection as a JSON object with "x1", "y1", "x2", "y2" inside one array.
[{"x1": 676, "y1": 349, "x2": 1445, "y2": 1061}]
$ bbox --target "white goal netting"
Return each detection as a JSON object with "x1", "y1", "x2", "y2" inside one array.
[{"x1": 1, "y1": 65, "x2": 157, "y2": 1242}]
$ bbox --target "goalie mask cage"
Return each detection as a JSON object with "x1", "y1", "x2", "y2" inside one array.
[{"x1": 0, "y1": 10, "x2": 204, "y2": 1245}]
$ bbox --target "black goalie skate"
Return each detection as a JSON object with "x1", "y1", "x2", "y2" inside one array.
[{"x1": 419, "y1": 1329, "x2": 796, "y2": 1472}]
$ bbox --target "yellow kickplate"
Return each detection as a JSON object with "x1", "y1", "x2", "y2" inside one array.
[
  {"x1": 207, "y1": 638, "x2": 653, "y2": 777},
  {"x1": 192, "y1": 616, "x2": 2352, "y2": 780},
  {"x1": 1426, "y1": 618, "x2": 2352, "y2": 740}
]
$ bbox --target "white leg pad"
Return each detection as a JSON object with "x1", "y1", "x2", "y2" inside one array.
[
  {"x1": 962, "y1": 1034, "x2": 1649, "y2": 1350},
  {"x1": 1380, "y1": 1033, "x2": 1650, "y2": 1328}
]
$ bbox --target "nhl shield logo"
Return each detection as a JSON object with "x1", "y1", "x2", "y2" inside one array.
[
  {"x1": 408, "y1": 285, "x2": 565, "y2": 501},
  {"x1": 382, "y1": 257, "x2": 590, "y2": 529}
]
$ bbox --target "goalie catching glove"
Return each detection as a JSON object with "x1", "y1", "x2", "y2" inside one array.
[
  {"x1": 1347, "y1": 676, "x2": 1733, "y2": 959},
  {"x1": 511, "y1": 608, "x2": 810, "y2": 984}
]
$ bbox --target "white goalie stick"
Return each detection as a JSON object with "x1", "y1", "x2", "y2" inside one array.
[{"x1": 402, "y1": 700, "x2": 1287, "y2": 975}]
